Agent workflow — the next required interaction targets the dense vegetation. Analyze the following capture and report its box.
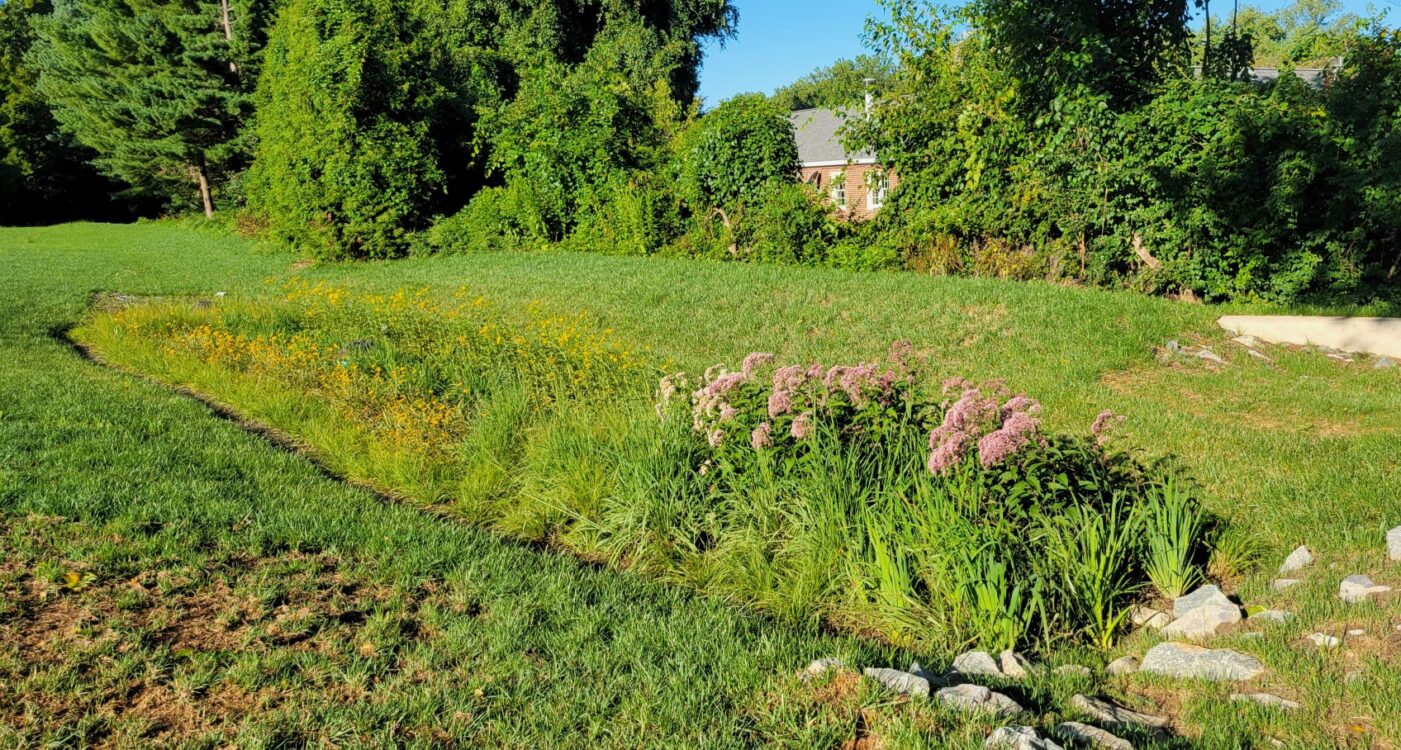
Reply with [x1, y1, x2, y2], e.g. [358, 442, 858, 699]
[74, 281, 1213, 655]
[0, 0, 1397, 301]
[10, 222, 1401, 745]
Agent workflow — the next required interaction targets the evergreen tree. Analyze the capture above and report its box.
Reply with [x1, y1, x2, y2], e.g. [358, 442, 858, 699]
[29, 0, 277, 216]
[1, 0, 130, 224]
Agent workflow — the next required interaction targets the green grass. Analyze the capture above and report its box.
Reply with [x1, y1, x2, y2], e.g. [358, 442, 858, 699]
[3, 222, 1401, 748]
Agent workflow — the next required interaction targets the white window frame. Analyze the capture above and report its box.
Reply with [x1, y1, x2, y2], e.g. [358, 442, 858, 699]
[866, 170, 889, 211]
[829, 170, 847, 209]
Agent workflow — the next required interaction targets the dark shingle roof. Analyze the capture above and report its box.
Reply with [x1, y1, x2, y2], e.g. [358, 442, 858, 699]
[789, 108, 877, 167]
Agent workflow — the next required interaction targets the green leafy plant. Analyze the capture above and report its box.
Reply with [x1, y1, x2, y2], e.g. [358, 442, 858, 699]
[1137, 475, 1208, 599]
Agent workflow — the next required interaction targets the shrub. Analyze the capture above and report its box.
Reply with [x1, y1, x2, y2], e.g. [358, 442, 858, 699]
[247, 0, 487, 259]
[738, 182, 848, 265]
[566, 172, 686, 257]
[423, 184, 553, 255]
[674, 93, 799, 211]
[660, 347, 1210, 651]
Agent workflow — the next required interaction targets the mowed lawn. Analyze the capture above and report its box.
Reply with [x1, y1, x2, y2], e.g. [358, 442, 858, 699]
[3, 222, 1401, 748]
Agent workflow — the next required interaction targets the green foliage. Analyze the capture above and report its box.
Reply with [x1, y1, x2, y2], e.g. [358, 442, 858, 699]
[966, 0, 1190, 111]
[736, 182, 849, 265]
[1136, 475, 1207, 599]
[770, 54, 896, 111]
[30, 0, 277, 214]
[675, 93, 799, 211]
[250, 0, 733, 258]
[1197, 0, 1375, 68]
[666, 351, 1209, 651]
[0, 0, 136, 224]
[853, 0, 1401, 304]
[479, 20, 689, 243]
[247, 0, 488, 259]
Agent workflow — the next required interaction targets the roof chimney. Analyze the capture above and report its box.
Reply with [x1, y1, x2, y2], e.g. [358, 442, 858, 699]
[864, 78, 876, 116]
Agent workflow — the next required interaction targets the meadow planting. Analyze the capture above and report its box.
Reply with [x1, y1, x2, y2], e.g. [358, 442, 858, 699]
[77, 282, 1211, 655]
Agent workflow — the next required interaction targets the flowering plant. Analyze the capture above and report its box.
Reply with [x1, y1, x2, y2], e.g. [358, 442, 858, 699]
[659, 342, 934, 468]
[660, 342, 1072, 480]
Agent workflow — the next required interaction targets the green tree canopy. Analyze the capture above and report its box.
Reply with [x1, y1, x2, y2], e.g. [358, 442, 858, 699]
[675, 93, 798, 211]
[30, 0, 277, 215]
[968, 0, 1190, 110]
[250, 0, 736, 258]
[1, 0, 132, 224]
[770, 54, 896, 111]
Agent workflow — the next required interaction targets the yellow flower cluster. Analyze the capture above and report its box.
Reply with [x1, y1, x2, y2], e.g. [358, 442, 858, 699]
[107, 282, 651, 461]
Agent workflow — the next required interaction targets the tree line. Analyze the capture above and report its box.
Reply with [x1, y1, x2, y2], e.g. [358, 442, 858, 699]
[0, 0, 1397, 305]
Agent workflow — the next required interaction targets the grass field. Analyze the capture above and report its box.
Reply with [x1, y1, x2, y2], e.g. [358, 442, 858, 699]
[3, 222, 1400, 748]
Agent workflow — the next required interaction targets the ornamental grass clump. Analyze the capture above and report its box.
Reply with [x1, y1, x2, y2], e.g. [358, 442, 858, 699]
[658, 346, 1213, 653]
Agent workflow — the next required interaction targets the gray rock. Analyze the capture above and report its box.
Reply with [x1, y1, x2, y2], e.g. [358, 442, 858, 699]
[1163, 603, 1241, 640]
[1279, 545, 1314, 574]
[1053, 722, 1134, 750]
[1107, 656, 1140, 676]
[1232, 335, 1259, 348]
[1272, 578, 1303, 591]
[1347, 629, 1365, 636]
[1388, 526, 1401, 561]
[985, 726, 1064, 750]
[1054, 665, 1092, 678]
[803, 657, 847, 681]
[1165, 340, 1183, 353]
[1173, 585, 1234, 618]
[953, 650, 1003, 677]
[1126, 608, 1171, 630]
[1130, 605, 1171, 630]
[1000, 650, 1035, 679]
[1250, 609, 1294, 624]
[1328, 353, 1356, 363]
[1197, 348, 1227, 364]
[1071, 694, 1169, 730]
[1231, 693, 1301, 710]
[1339, 575, 1392, 603]
[863, 667, 931, 697]
[1306, 633, 1341, 649]
[1376, 357, 1398, 370]
[1140, 643, 1265, 681]
[1248, 349, 1272, 362]
[936, 683, 1022, 716]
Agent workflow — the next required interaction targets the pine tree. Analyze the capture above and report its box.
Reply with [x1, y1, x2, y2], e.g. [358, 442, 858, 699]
[1, 0, 130, 224]
[29, 0, 276, 216]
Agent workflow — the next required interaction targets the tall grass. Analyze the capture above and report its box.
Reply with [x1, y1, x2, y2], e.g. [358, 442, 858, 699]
[76, 285, 1211, 656]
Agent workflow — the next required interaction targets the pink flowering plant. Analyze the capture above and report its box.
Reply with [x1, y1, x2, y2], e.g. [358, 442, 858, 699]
[653, 342, 1210, 652]
[658, 341, 937, 474]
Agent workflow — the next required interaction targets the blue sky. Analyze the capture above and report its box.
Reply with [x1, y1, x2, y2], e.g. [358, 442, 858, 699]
[698, 0, 1396, 104]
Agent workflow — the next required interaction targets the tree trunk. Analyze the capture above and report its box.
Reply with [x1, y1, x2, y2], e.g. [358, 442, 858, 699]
[221, 0, 238, 74]
[197, 166, 215, 218]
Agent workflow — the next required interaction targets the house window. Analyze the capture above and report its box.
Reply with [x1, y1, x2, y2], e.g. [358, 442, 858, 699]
[867, 170, 889, 211]
[830, 170, 846, 209]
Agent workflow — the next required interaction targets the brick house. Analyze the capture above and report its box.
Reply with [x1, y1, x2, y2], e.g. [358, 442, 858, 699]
[790, 107, 895, 221]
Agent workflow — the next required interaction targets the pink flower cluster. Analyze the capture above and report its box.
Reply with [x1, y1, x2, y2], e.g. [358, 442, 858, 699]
[1090, 409, 1124, 445]
[927, 386, 1043, 474]
[668, 341, 923, 453]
